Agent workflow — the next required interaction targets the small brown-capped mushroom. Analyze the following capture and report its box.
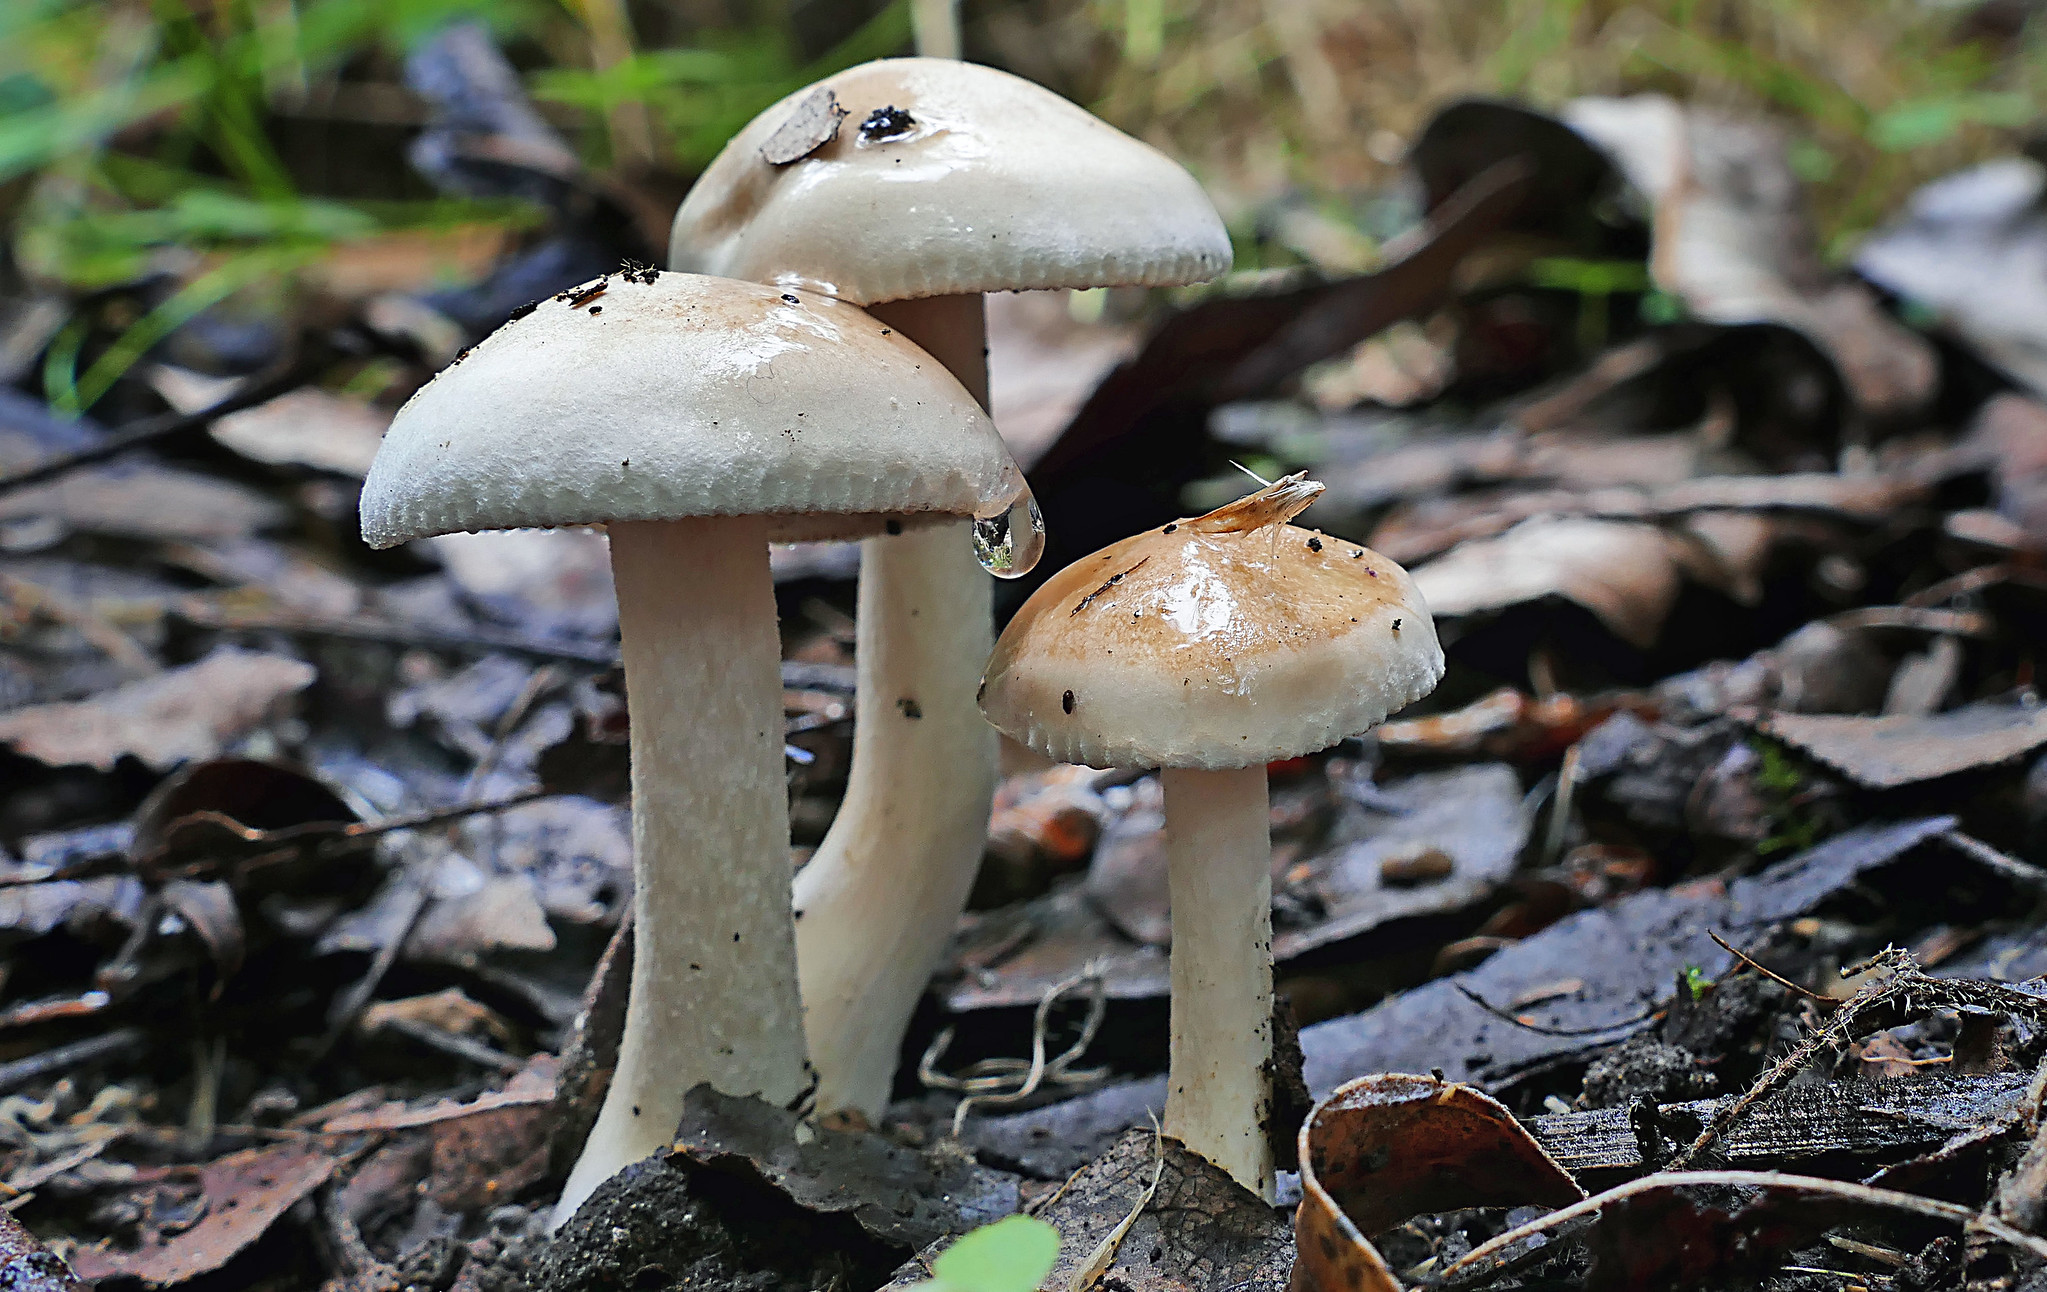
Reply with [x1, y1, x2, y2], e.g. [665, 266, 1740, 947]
[670, 58, 1233, 1121]
[357, 272, 1024, 1226]
[977, 474, 1443, 1197]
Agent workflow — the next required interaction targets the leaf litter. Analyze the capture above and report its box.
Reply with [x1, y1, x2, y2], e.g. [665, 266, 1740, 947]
[11, 17, 2047, 1292]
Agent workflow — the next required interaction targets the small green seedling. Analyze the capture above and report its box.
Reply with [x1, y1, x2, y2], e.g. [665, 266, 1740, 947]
[1681, 965, 1715, 1001]
[907, 1215, 1060, 1292]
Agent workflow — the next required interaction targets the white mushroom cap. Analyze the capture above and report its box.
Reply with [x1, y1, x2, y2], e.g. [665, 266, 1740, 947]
[669, 58, 1233, 305]
[359, 271, 1022, 547]
[979, 476, 1444, 770]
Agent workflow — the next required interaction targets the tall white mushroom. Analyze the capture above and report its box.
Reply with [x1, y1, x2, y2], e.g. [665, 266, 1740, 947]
[356, 270, 1023, 1223]
[671, 57, 1233, 1120]
[977, 475, 1443, 1197]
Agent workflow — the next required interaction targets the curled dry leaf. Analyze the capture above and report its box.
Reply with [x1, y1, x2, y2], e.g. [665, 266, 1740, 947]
[1564, 95, 1936, 423]
[0, 648, 317, 772]
[1292, 1073, 1584, 1292]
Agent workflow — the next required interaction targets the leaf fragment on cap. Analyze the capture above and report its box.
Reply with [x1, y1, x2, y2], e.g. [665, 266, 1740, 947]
[760, 86, 849, 166]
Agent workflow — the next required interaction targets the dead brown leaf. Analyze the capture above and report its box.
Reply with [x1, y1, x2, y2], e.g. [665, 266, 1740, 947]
[0, 648, 317, 771]
[208, 389, 390, 478]
[0, 460, 288, 544]
[1565, 95, 1936, 422]
[68, 1142, 338, 1287]
[1757, 702, 2047, 788]
[1411, 516, 1688, 648]
[321, 1054, 556, 1134]
[1016, 1129, 1292, 1292]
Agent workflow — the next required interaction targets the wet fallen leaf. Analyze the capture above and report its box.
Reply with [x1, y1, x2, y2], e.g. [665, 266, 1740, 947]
[68, 1142, 338, 1286]
[1285, 764, 1529, 957]
[0, 460, 288, 544]
[0, 648, 316, 771]
[1301, 817, 1955, 1094]
[428, 1097, 554, 1211]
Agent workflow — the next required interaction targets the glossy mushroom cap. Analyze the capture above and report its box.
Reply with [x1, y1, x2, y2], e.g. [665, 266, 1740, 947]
[358, 271, 1022, 548]
[979, 476, 1445, 770]
[669, 58, 1233, 305]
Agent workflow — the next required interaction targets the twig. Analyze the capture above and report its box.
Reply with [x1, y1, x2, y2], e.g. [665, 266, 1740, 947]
[0, 574, 159, 676]
[1707, 930, 1828, 1001]
[0, 363, 306, 498]
[0, 1029, 145, 1094]
[1938, 830, 2047, 896]
[311, 879, 430, 1064]
[1451, 983, 1661, 1038]
[1670, 948, 2047, 1169]
[1434, 1169, 2047, 1286]
[173, 600, 621, 667]
[374, 1016, 523, 1073]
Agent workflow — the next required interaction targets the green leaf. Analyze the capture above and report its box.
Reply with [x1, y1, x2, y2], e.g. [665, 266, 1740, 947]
[910, 1216, 1060, 1292]
[1869, 91, 2035, 152]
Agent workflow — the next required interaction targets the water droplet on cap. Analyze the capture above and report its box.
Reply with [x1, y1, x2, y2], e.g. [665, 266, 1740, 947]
[972, 491, 1045, 578]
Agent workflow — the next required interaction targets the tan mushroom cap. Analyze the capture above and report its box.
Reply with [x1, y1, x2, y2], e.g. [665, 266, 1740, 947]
[669, 58, 1232, 305]
[359, 271, 1022, 548]
[979, 476, 1444, 770]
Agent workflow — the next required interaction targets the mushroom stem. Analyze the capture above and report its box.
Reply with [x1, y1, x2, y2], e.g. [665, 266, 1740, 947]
[795, 293, 995, 1119]
[1161, 764, 1276, 1199]
[556, 516, 811, 1222]
[793, 524, 996, 1115]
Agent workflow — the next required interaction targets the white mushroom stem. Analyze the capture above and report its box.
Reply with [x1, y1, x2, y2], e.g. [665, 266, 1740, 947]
[793, 293, 996, 1119]
[556, 516, 812, 1223]
[1161, 764, 1276, 1200]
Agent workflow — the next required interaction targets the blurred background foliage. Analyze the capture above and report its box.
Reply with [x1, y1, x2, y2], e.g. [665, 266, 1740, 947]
[2, 0, 2044, 409]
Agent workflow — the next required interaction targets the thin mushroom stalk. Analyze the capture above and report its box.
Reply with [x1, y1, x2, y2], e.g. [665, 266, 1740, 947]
[978, 474, 1444, 1200]
[671, 58, 1231, 1116]
[556, 516, 811, 1221]
[794, 293, 1012, 1118]
[1161, 764, 1275, 1196]
[349, 271, 1021, 1226]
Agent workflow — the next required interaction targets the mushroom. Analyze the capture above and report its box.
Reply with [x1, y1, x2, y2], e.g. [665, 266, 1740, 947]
[356, 271, 1024, 1222]
[671, 57, 1233, 1119]
[976, 474, 1443, 1197]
